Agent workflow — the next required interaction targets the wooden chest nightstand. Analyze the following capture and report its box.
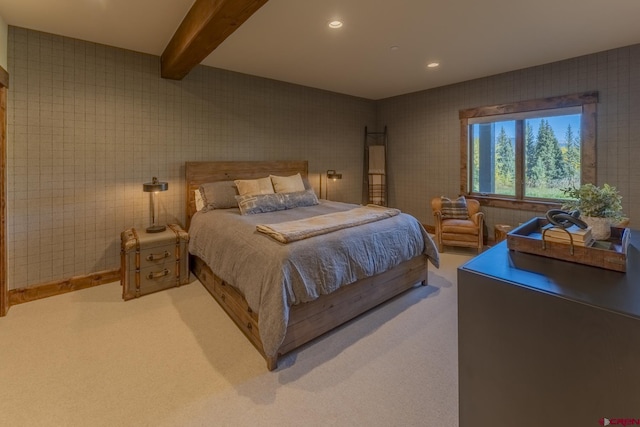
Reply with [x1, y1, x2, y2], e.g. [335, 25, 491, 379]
[120, 224, 190, 300]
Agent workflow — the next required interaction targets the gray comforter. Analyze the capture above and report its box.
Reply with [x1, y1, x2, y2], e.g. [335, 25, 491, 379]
[188, 200, 439, 358]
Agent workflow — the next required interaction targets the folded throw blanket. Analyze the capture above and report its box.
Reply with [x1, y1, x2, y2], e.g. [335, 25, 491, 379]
[256, 205, 401, 243]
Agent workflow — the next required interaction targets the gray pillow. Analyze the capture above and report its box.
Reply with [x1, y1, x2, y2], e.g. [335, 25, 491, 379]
[199, 181, 239, 211]
[236, 189, 319, 215]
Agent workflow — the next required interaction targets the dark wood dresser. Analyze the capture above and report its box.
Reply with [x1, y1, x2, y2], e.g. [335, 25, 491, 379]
[458, 229, 640, 427]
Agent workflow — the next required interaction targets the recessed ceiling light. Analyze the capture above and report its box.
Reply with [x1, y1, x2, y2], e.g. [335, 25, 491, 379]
[427, 62, 440, 68]
[390, 46, 400, 51]
[328, 20, 343, 29]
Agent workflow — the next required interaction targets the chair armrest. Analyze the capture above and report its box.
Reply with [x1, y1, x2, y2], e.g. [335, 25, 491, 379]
[433, 211, 443, 231]
[432, 211, 443, 250]
[470, 211, 484, 226]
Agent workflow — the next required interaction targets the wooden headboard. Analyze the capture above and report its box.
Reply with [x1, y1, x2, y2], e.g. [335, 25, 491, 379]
[185, 160, 309, 229]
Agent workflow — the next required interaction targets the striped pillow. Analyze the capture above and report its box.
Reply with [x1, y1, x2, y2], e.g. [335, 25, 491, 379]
[235, 189, 319, 215]
[440, 196, 469, 220]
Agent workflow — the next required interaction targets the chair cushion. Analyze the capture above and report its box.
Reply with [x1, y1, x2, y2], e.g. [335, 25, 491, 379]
[442, 219, 479, 235]
[442, 233, 480, 243]
[440, 196, 469, 220]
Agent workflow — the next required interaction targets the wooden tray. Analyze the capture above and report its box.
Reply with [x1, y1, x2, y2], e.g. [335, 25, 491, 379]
[506, 217, 629, 272]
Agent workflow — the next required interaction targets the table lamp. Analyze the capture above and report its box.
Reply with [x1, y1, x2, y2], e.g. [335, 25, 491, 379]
[143, 177, 168, 233]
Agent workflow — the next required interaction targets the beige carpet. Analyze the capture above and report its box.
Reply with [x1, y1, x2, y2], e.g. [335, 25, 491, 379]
[0, 251, 472, 427]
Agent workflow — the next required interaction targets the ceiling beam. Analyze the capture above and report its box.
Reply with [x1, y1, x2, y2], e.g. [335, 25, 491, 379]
[161, 0, 269, 80]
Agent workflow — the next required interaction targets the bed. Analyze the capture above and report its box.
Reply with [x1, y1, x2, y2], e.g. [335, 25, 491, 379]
[185, 160, 439, 370]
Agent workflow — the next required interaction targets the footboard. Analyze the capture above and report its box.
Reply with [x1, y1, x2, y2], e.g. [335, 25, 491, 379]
[192, 254, 428, 370]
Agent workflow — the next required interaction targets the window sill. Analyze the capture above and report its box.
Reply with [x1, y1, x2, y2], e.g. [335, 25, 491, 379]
[466, 195, 561, 213]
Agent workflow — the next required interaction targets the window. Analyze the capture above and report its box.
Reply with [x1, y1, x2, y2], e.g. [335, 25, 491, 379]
[459, 92, 597, 212]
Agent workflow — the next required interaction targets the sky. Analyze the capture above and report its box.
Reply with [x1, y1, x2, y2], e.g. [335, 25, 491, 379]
[527, 114, 581, 144]
[493, 114, 581, 145]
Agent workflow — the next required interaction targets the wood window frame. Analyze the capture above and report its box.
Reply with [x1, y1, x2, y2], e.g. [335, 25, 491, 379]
[1, 65, 8, 316]
[459, 91, 598, 213]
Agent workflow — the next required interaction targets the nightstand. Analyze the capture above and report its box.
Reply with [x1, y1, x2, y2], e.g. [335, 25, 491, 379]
[120, 224, 190, 300]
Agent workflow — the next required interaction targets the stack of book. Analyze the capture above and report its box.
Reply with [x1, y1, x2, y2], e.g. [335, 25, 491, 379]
[542, 224, 595, 247]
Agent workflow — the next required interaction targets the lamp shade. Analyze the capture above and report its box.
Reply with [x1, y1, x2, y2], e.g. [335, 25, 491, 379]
[143, 177, 168, 192]
[143, 177, 168, 233]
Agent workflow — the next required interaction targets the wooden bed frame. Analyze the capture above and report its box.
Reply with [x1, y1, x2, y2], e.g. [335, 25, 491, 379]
[185, 161, 429, 370]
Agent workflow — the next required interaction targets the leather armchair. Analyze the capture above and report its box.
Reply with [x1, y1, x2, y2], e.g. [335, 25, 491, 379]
[431, 197, 484, 253]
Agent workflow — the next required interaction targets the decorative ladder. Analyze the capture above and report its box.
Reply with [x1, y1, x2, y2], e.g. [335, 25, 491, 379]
[363, 126, 388, 206]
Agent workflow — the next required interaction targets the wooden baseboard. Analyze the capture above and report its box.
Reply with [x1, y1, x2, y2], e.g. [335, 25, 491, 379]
[8, 269, 120, 306]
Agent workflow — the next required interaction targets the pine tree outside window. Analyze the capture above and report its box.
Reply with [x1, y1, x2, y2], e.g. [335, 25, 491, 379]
[459, 92, 597, 212]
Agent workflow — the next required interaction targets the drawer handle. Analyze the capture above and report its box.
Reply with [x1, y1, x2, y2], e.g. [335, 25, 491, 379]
[147, 269, 169, 280]
[147, 251, 170, 262]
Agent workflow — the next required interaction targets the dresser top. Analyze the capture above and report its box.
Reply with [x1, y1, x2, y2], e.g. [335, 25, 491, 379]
[460, 229, 640, 320]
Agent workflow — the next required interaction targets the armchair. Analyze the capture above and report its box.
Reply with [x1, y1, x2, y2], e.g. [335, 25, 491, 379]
[431, 196, 484, 253]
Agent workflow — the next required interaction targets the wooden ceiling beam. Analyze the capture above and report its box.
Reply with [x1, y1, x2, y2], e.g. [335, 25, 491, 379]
[161, 0, 269, 80]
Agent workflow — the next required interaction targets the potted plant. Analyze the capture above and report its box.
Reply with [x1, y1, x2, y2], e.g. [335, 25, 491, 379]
[561, 183, 625, 240]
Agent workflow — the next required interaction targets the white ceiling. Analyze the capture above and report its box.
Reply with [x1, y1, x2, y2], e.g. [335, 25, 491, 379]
[1, 0, 640, 100]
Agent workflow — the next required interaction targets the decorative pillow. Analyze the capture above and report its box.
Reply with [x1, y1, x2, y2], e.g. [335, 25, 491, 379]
[440, 196, 469, 220]
[194, 189, 205, 212]
[234, 177, 275, 196]
[199, 181, 239, 211]
[270, 173, 305, 194]
[236, 189, 319, 215]
[283, 189, 319, 209]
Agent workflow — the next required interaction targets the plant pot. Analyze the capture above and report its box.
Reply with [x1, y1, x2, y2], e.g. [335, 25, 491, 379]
[581, 216, 611, 240]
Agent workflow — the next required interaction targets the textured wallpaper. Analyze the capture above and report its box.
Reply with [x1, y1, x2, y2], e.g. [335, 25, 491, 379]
[377, 44, 640, 234]
[7, 26, 640, 290]
[6, 27, 374, 289]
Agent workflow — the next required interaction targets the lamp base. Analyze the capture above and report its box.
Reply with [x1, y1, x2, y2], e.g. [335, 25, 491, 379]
[146, 225, 166, 233]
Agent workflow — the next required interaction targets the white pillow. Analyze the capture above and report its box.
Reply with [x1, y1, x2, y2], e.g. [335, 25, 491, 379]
[194, 189, 205, 212]
[234, 177, 274, 196]
[270, 173, 305, 194]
